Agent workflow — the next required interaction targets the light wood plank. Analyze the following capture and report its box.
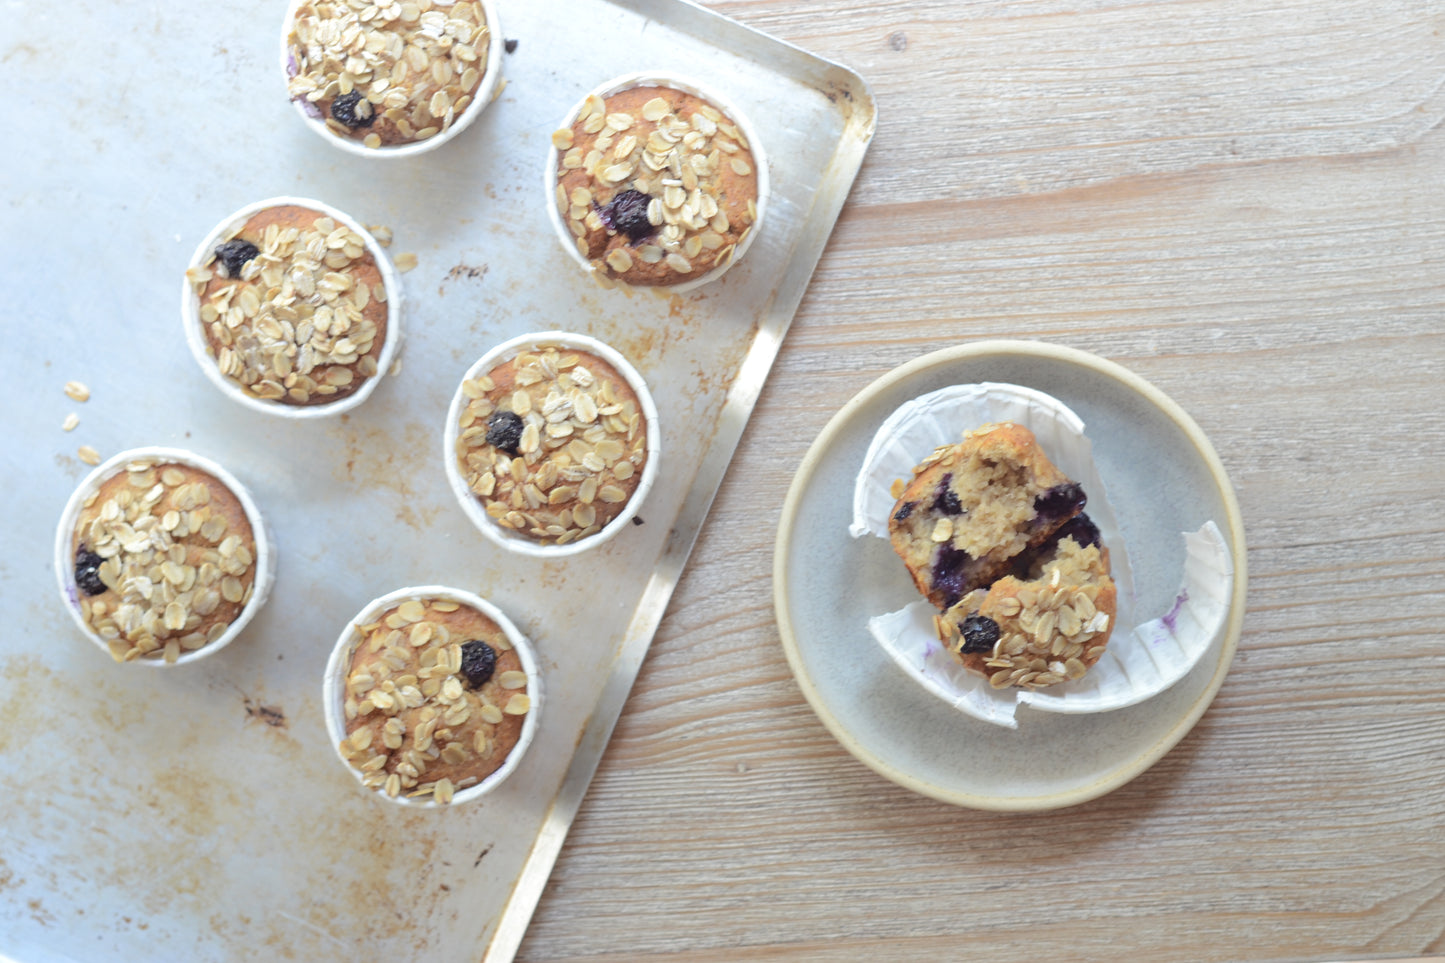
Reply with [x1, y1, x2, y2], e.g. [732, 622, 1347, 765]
[519, 1, 1445, 960]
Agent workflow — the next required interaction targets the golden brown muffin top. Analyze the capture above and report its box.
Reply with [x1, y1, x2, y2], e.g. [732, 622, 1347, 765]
[187, 204, 389, 406]
[286, 0, 491, 148]
[338, 597, 532, 804]
[454, 345, 649, 546]
[72, 459, 257, 664]
[553, 84, 760, 286]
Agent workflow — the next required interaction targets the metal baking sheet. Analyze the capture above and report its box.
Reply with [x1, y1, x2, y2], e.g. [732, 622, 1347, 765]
[1, 0, 874, 960]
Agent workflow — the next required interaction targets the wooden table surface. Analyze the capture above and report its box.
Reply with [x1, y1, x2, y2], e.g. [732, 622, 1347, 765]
[516, 2, 1445, 961]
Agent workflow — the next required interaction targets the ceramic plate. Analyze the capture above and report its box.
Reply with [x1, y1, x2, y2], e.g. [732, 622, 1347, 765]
[773, 340, 1247, 811]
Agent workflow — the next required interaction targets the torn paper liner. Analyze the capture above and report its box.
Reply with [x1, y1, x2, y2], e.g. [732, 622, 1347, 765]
[850, 382, 1233, 729]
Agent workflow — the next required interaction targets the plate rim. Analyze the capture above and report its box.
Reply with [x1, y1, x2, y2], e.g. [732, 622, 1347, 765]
[771, 339, 1248, 811]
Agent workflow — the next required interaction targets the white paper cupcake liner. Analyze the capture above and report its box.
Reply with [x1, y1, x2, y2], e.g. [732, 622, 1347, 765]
[544, 70, 769, 293]
[55, 447, 277, 667]
[442, 331, 661, 558]
[323, 585, 541, 807]
[280, 0, 505, 158]
[852, 382, 1233, 728]
[181, 196, 403, 419]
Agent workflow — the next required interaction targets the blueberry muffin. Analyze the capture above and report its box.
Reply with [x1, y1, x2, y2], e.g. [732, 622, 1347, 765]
[70, 458, 259, 664]
[454, 343, 649, 546]
[336, 596, 533, 803]
[286, 0, 493, 149]
[887, 422, 1087, 610]
[186, 204, 389, 406]
[935, 517, 1117, 689]
[552, 82, 760, 286]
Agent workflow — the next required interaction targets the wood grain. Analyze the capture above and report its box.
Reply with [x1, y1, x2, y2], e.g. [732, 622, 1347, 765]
[519, 1, 1445, 960]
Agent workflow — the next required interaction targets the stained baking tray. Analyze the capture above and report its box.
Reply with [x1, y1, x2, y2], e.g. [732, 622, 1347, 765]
[0, 0, 874, 960]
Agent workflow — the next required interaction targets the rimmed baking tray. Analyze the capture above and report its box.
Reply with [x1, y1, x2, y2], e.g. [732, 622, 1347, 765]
[0, 0, 875, 960]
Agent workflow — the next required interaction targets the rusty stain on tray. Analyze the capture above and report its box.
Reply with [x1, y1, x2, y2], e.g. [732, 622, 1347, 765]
[242, 693, 288, 729]
[442, 263, 490, 294]
[334, 417, 448, 531]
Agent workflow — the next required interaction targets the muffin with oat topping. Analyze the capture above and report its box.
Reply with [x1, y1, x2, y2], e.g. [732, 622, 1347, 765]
[55, 448, 275, 666]
[325, 587, 540, 806]
[183, 197, 401, 417]
[548, 73, 767, 290]
[444, 332, 660, 554]
[935, 516, 1118, 690]
[888, 422, 1119, 690]
[283, 0, 503, 155]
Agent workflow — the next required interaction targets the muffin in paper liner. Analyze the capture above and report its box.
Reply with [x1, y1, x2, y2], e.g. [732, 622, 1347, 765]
[442, 331, 661, 558]
[323, 585, 541, 807]
[54, 447, 277, 667]
[281, 0, 504, 158]
[544, 71, 769, 293]
[181, 196, 403, 419]
[851, 382, 1233, 729]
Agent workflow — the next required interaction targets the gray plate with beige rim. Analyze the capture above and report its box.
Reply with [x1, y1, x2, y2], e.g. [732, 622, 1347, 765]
[0, 1, 874, 960]
[773, 341, 1248, 811]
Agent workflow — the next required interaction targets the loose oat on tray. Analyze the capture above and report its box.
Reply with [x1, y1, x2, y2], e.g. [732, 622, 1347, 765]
[285, 0, 493, 149]
[453, 343, 650, 546]
[552, 81, 761, 286]
[185, 204, 389, 407]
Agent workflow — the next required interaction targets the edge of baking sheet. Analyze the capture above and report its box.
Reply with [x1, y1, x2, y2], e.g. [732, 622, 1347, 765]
[480, 3, 877, 960]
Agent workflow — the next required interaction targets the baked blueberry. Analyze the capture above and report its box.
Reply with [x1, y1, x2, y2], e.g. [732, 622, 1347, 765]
[1034, 482, 1086, 521]
[214, 239, 259, 278]
[485, 410, 525, 456]
[931, 545, 974, 609]
[1052, 513, 1102, 550]
[459, 639, 498, 688]
[599, 189, 654, 242]
[74, 547, 107, 597]
[932, 475, 963, 515]
[958, 614, 999, 654]
[893, 501, 914, 522]
[329, 90, 376, 129]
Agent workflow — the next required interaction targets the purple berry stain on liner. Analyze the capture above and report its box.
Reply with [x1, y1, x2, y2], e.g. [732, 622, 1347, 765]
[1161, 591, 1189, 633]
